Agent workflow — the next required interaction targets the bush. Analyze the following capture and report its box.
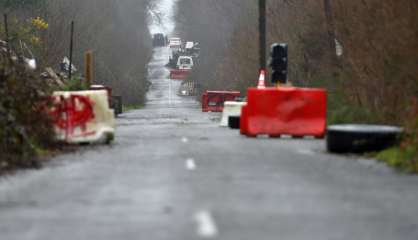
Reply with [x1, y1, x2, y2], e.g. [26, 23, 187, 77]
[61, 75, 88, 91]
[0, 50, 54, 171]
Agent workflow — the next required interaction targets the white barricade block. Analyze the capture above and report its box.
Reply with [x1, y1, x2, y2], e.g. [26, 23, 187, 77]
[220, 101, 247, 127]
[51, 90, 115, 144]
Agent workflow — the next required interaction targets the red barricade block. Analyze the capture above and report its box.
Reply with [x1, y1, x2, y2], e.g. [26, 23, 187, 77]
[170, 69, 190, 80]
[49, 94, 95, 141]
[202, 91, 241, 112]
[240, 87, 327, 138]
[49, 90, 115, 144]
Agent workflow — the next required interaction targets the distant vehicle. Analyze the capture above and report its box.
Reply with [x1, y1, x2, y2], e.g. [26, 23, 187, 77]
[177, 56, 194, 70]
[168, 37, 182, 52]
[168, 51, 179, 68]
[169, 37, 181, 45]
[185, 41, 194, 50]
[152, 33, 167, 47]
[184, 41, 200, 57]
[170, 55, 193, 80]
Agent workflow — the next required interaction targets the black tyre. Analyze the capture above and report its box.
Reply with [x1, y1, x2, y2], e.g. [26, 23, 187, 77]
[228, 116, 241, 129]
[327, 124, 403, 153]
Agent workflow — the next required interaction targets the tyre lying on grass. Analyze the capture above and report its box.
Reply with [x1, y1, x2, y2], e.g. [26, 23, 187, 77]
[327, 124, 403, 153]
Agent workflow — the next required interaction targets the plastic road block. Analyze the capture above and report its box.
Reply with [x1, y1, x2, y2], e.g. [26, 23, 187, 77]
[50, 90, 115, 144]
[202, 91, 241, 112]
[90, 85, 112, 107]
[220, 101, 247, 127]
[240, 87, 327, 138]
[170, 69, 190, 80]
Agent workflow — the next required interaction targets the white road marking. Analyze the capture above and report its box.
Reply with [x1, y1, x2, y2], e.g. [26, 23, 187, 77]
[168, 77, 172, 105]
[181, 137, 189, 143]
[195, 210, 218, 238]
[186, 158, 196, 171]
[298, 149, 315, 156]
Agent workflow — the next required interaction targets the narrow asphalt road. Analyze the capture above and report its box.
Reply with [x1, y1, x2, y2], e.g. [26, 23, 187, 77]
[1, 46, 418, 240]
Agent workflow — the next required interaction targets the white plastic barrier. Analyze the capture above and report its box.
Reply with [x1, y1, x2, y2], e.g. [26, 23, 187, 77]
[220, 101, 247, 127]
[51, 90, 115, 144]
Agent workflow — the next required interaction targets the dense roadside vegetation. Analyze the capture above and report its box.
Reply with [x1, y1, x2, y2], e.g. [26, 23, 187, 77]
[0, 49, 54, 171]
[175, 0, 418, 172]
[1, 0, 152, 105]
[0, 0, 152, 172]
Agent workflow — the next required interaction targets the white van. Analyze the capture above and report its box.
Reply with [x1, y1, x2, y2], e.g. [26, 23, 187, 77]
[177, 56, 194, 70]
[168, 37, 182, 51]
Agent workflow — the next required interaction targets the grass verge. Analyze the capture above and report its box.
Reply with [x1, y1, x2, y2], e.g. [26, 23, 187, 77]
[123, 104, 144, 112]
[376, 120, 418, 173]
[377, 146, 418, 173]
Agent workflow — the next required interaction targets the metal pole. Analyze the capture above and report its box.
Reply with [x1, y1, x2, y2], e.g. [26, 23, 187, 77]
[68, 21, 74, 80]
[259, 0, 267, 71]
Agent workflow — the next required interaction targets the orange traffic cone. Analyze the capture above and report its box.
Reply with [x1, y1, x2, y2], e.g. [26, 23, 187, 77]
[257, 69, 266, 89]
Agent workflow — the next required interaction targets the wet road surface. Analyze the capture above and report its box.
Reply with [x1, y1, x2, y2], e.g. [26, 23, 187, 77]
[1, 46, 418, 240]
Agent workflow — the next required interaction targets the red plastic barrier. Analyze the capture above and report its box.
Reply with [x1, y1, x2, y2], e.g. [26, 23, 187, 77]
[170, 69, 190, 80]
[240, 87, 327, 138]
[202, 91, 241, 112]
[49, 95, 95, 141]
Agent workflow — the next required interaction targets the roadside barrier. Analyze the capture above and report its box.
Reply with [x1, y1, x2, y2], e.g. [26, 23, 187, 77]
[90, 85, 122, 117]
[220, 101, 247, 127]
[202, 91, 241, 112]
[170, 69, 190, 80]
[178, 81, 197, 96]
[240, 87, 327, 138]
[90, 85, 112, 107]
[49, 90, 115, 144]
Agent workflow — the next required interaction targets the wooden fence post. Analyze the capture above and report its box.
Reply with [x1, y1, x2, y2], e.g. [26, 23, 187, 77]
[85, 51, 94, 87]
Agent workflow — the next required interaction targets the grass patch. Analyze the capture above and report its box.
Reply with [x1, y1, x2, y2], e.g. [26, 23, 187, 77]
[376, 115, 417, 173]
[377, 145, 418, 173]
[123, 104, 144, 112]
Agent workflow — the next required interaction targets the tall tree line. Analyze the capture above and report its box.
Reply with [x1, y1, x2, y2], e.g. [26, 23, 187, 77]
[175, 0, 418, 125]
[1, 0, 152, 105]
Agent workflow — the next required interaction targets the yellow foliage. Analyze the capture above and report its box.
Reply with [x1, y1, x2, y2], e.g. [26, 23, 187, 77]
[30, 36, 41, 45]
[31, 17, 49, 30]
